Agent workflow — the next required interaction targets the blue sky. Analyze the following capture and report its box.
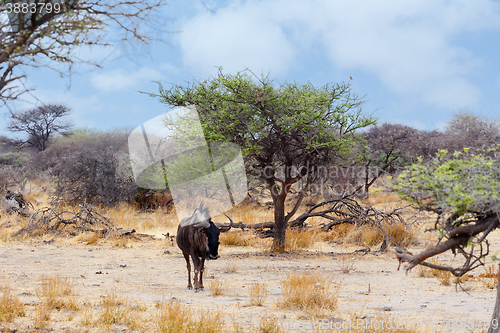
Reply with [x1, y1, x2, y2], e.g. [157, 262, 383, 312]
[2, 0, 500, 137]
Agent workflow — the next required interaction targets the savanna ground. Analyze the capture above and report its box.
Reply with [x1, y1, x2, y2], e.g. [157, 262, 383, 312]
[0, 182, 499, 333]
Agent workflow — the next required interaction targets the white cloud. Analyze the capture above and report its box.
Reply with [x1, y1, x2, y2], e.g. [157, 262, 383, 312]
[89, 68, 163, 92]
[179, 2, 296, 75]
[177, 0, 500, 110]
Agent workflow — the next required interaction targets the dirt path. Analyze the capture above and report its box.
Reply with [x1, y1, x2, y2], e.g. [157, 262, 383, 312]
[0, 239, 498, 332]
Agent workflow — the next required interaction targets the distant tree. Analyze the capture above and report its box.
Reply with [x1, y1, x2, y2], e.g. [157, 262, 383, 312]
[151, 69, 377, 252]
[392, 146, 500, 332]
[443, 111, 500, 152]
[7, 103, 72, 151]
[357, 123, 418, 195]
[0, 0, 165, 107]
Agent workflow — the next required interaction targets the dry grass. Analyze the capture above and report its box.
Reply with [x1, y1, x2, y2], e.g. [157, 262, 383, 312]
[248, 281, 268, 306]
[474, 265, 499, 289]
[258, 314, 284, 333]
[0, 285, 26, 323]
[220, 230, 256, 246]
[36, 275, 77, 311]
[320, 223, 355, 242]
[345, 225, 383, 247]
[344, 222, 417, 248]
[208, 279, 224, 296]
[278, 272, 339, 317]
[341, 258, 356, 274]
[343, 314, 428, 333]
[155, 300, 225, 333]
[384, 222, 418, 247]
[225, 263, 239, 273]
[33, 275, 77, 327]
[285, 229, 316, 251]
[416, 258, 470, 286]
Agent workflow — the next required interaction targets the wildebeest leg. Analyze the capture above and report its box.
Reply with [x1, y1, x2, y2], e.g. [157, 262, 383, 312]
[190, 248, 201, 291]
[199, 257, 205, 291]
[183, 252, 193, 290]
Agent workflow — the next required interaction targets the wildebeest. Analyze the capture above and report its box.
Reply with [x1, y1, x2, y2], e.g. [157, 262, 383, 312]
[176, 203, 233, 291]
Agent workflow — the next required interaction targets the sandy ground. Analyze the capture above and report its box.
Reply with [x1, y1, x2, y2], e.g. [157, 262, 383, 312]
[0, 232, 499, 333]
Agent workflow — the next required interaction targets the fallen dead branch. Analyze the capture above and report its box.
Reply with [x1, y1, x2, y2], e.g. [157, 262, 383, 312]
[215, 194, 412, 243]
[14, 202, 155, 240]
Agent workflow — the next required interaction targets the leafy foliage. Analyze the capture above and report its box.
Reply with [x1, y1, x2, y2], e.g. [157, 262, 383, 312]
[392, 144, 500, 277]
[392, 146, 500, 216]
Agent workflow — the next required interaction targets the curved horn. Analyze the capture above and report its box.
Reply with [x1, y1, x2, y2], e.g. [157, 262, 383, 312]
[218, 213, 234, 233]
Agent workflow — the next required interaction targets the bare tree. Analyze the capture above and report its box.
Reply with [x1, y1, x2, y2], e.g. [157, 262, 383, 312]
[356, 123, 418, 195]
[443, 111, 500, 152]
[7, 103, 72, 151]
[47, 129, 137, 206]
[0, 0, 166, 107]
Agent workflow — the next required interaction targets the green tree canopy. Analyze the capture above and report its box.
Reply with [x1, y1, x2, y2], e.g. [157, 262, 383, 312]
[392, 146, 500, 276]
[150, 69, 376, 251]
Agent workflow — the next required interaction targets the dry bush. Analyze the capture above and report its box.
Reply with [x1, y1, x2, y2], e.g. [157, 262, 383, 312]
[0, 285, 26, 323]
[208, 280, 224, 296]
[248, 282, 268, 306]
[285, 229, 316, 251]
[258, 314, 284, 333]
[278, 272, 339, 317]
[155, 300, 225, 333]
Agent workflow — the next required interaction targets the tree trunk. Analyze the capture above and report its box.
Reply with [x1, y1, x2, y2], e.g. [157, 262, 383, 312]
[272, 193, 287, 253]
[488, 263, 500, 333]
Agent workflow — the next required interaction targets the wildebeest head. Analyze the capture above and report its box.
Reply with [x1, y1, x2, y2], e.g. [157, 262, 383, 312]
[205, 221, 221, 260]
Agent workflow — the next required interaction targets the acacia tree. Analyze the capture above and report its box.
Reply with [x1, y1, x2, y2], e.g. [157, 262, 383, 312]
[0, 0, 165, 107]
[8, 103, 72, 151]
[151, 69, 376, 251]
[392, 146, 500, 332]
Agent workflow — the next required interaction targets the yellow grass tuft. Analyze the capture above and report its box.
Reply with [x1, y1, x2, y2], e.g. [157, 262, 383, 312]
[416, 258, 470, 286]
[344, 222, 417, 248]
[384, 222, 417, 247]
[37, 275, 77, 311]
[278, 272, 339, 317]
[320, 223, 355, 242]
[345, 225, 383, 247]
[0, 285, 26, 323]
[208, 279, 224, 296]
[155, 300, 225, 333]
[285, 229, 316, 251]
[258, 314, 284, 333]
[248, 281, 268, 306]
[220, 231, 256, 246]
